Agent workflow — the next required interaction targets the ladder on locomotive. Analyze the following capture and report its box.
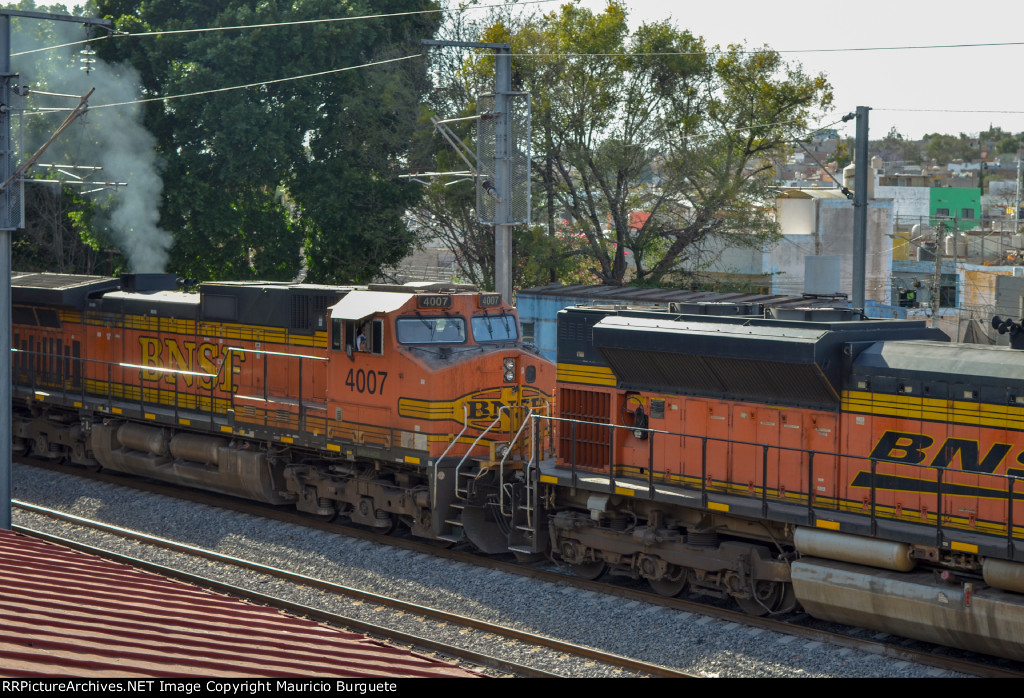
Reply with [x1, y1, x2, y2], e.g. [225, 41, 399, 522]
[435, 405, 549, 552]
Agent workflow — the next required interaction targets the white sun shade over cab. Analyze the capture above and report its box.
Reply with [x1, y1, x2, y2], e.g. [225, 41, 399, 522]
[328, 291, 413, 322]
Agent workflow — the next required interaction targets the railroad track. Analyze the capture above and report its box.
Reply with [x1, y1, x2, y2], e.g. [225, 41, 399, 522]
[13, 500, 694, 679]
[15, 458, 1022, 678]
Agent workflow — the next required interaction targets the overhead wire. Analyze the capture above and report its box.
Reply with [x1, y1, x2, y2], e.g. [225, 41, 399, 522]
[10, 0, 563, 56]
[15, 3, 1024, 60]
[14, 6, 1023, 123]
[31, 54, 423, 113]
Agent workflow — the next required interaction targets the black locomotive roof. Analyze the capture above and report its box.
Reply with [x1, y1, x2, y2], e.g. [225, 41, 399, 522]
[95, 289, 200, 320]
[853, 341, 1024, 403]
[592, 315, 847, 407]
[558, 305, 948, 409]
[199, 281, 356, 331]
[12, 272, 360, 333]
[11, 272, 121, 307]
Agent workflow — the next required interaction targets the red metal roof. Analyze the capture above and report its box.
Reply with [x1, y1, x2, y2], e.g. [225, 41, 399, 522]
[0, 530, 478, 678]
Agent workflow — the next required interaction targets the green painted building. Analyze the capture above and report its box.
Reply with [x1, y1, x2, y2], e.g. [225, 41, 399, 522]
[930, 188, 981, 231]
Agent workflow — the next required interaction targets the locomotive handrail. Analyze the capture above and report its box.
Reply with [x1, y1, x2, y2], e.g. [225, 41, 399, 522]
[500, 404, 547, 470]
[14, 346, 330, 439]
[222, 347, 328, 361]
[118, 361, 214, 378]
[433, 404, 470, 509]
[499, 404, 550, 520]
[452, 405, 513, 502]
[528, 412, 1024, 554]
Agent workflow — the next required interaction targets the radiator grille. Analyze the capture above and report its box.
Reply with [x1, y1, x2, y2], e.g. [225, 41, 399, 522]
[558, 387, 611, 469]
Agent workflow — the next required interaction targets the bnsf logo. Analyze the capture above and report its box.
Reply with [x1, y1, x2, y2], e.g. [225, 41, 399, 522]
[868, 429, 1024, 477]
[399, 386, 551, 428]
[138, 336, 245, 392]
[465, 394, 549, 421]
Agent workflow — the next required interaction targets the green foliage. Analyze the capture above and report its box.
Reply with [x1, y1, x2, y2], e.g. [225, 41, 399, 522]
[442, 2, 831, 286]
[998, 136, 1022, 155]
[92, 0, 440, 282]
[832, 138, 853, 169]
[922, 132, 979, 164]
[876, 127, 921, 164]
[980, 126, 1009, 142]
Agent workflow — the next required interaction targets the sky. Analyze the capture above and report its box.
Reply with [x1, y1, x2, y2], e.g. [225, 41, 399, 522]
[54, 0, 1024, 142]
[571, 0, 1024, 142]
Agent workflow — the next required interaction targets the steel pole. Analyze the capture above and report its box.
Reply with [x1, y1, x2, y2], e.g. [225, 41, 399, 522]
[852, 106, 869, 313]
[0, 15, 11, 530]
[494, 47, 513, 304]
[0, 11, 111, 529]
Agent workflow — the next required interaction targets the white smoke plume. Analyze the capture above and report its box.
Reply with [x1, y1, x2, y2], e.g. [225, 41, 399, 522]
[12, 12, 172, 272]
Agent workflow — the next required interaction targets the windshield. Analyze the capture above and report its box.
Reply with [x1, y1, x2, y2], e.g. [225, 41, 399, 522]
[471, 314, 518, 342]
[396, 316, 467, 344]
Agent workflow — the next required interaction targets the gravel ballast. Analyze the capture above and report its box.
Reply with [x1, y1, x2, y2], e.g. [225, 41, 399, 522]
[11, 463, 965, 678]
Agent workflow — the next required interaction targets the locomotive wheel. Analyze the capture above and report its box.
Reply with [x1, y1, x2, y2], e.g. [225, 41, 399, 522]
[775, 582, 798, 614]
[648, 566, 689, 597]
[568, 560, 607, 580]
[301, 510, 338, 523]
[734, 580, 785, 616]
[376, 513, 399, 535]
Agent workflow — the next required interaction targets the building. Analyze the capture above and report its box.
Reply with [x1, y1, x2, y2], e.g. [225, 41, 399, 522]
[768, 188, 893, 306]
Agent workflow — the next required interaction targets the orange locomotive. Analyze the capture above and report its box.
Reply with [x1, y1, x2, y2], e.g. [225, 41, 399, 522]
[11, 272, 554, 545]
[530, 303, 1024, 661]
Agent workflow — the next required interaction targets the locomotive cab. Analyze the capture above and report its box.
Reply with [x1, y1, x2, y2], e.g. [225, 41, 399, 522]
[317, 284, 555, 548]
[324, 285, 552, 464]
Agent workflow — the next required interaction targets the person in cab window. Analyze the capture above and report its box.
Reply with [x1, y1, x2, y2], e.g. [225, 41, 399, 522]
[356, 325, 368, 352]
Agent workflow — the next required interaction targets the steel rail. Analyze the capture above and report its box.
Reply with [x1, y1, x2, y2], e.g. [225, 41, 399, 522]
[17, 460, 1021, 678]
[13, 501, 696, 679]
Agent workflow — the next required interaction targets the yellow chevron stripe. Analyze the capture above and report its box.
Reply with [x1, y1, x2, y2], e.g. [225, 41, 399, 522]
[842, 390, 1024, 430]
[397, 398, 454, 420]
[557, 362, 617, 387]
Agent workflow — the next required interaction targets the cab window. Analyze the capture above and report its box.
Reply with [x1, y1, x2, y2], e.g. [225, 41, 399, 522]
[396, 316, 466, 344]
[472, 314, 519, 342]
[334, 317, 383, 355]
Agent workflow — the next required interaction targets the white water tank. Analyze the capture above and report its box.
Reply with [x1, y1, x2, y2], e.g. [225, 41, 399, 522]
[944, 233, 967, 258]
[843, 157, 876, 199]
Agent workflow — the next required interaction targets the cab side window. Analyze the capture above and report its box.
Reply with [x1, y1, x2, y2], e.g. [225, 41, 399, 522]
[343, 318, 384, 355]
[331, 318, 344, 350]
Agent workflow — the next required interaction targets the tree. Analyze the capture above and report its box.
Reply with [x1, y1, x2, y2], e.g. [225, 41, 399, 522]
[875, 127, 921, 165]
[92, 0, 439, 282]
[980, 126, 1008, 143]
[998, 135, 1022, 155]
[923, 132, 979, 164]
[451, 2, 832, 286]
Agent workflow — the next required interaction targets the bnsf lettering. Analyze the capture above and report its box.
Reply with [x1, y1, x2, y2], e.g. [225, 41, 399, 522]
[467, 400, 506, 420]
[869, 429, 1017, 474]
[138, 337, 245, 392]
[467, 396, 549, 420]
